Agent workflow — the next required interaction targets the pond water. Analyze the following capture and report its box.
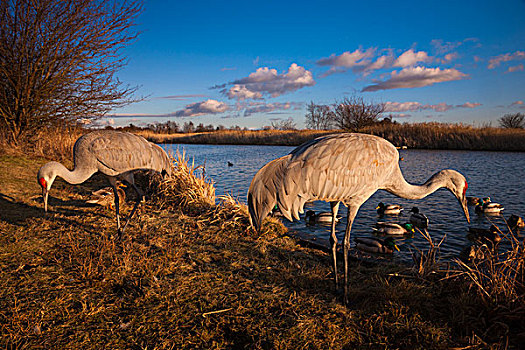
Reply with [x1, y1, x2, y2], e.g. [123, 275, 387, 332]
[162, 143, 525, 263]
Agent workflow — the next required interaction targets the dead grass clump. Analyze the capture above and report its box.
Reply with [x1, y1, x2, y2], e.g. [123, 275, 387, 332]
[0, 123, 84, 162]
[149, 152, 215, 215]
[410, 228, 447, 277]
[448, 225, 525, 345]
[26, 123, 85, 162]
[453, 226, 524, 305]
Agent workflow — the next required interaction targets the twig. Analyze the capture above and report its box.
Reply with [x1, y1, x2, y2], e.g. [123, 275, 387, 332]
[202, 308, 233, 318]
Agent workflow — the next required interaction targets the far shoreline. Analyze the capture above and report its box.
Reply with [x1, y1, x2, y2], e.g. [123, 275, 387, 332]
[133, 124, 525, 152]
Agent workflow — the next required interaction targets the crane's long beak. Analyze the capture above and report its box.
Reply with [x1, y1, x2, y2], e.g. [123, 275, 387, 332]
[42, 187, 49, 212]
[460, 196, 470, 223]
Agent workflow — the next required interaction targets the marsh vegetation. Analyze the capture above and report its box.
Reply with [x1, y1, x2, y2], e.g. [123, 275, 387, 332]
[1, 135, 524, 348]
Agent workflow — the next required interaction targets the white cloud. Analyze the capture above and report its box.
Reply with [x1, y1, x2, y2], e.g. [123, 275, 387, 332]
[511, 101, 525, 109]
[384, 102, 424, 112]
[362, 66, 468, 92]
[226, 85, 263, 100]
[157, 94, 207, 100]
[222, 63, 315, 100]
[174, 99, 229, 117]
[384, 101, 454, 113]
[457, 102, 482, 108]
[430, 39, 462, 54]
[317, 48, 433, 76]
[439, 52, 459, 64]
[243, 102, 295, 116]
[507, 64, 524, 73]
[393, 49, 432, 67]
[488, 51, 525, 69]
[316, 48, 376, 68]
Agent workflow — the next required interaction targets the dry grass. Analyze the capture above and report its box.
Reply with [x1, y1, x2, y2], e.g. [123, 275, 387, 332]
[148, 151, 216, 214]
[136, 129, 334, 146]
[0, 123, 85, 163]
[1, 139, 524, 347]
[451, 223, 525, 315]
[363, 122, 525, 151]
[136, 123, 525, 151]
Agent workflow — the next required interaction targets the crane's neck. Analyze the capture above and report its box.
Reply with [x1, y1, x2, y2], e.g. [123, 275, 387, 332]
[385, 168, 450, 200]
[46, 161, 96, 185]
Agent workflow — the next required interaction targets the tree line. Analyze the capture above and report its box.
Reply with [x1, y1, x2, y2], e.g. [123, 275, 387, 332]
[306, 98, 525, 131]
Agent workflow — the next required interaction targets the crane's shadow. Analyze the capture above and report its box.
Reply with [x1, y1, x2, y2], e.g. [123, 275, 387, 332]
[0, 192, 96, 226]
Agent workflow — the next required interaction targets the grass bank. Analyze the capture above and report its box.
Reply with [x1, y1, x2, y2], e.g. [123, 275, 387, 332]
[137, 123, 525, 151]
[1, 149, 524, 348]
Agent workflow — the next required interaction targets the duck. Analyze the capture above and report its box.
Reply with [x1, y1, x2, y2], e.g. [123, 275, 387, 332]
[475, 202, 504, 214]
[86, 184, 126, 210]
[355, 237, 399, 254]
[305, 210, 341, 225]
[459, 245, 486, 263]
[466, 196, 480, 206]
[227, 161, 234, 167]
[466, 196, 491, 206]
[409, 207, 429, 228]
[372, 222, 415, 236]
[376, 202, 403, 215]
[467, 225, 502, 244]
[507, 214, 525, 230]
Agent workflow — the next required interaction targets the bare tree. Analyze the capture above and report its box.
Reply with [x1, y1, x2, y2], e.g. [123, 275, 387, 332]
[0, 0, 142, 144]
[182, 121, 195, 133]
[271, 117, 297, 130]
[305, 101, 334, 130]
[331, 96, 385, 131]
[499, 113, 525, 129]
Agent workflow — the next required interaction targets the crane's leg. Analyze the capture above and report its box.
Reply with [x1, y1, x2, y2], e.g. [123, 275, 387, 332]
[108, 177, 121, 234]
[329, 201, 340, 289]
[112, 184, 121, 231]
[343, 205, 359, 306]
[120, 181, 143, 236]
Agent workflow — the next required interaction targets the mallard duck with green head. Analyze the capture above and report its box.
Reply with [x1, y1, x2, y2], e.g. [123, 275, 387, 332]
[355, 237, 400, 254]
[376, 202, 403, 215]
[373, 222, 414, 236]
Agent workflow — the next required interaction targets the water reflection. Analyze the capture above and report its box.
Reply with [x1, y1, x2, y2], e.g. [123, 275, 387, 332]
[163, 143, 525, 263]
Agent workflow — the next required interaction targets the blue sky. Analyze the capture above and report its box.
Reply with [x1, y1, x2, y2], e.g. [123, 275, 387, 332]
[104, 0, 525, 129]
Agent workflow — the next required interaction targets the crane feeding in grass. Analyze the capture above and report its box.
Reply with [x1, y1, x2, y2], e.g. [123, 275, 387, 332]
[37, 130, 172, 236]
[247, 133, 470, 305]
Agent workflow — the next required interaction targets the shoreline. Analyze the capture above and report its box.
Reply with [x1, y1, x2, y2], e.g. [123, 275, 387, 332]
[1, 153, 523, 348]
[134, 125, 525, 152]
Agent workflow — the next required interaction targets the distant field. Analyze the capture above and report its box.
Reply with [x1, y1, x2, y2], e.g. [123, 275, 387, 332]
[136, 124, 525, 151]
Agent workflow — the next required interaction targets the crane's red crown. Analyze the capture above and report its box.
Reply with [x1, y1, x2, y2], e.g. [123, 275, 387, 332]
[463, 181, 468, 197]
[38, 177, 46, 188]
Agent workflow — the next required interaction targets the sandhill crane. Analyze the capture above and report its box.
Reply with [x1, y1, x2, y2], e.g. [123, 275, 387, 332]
[37, 130, 172, 236]
[248, 133, 470, 304]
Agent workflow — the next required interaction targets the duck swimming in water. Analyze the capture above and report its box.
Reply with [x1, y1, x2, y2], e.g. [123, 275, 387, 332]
[409, 207, 429, 228]
[373, 222, 414, 236]
[508, 214, 524, 230]
[468, 225, 502, 245]
[305, 210, 342, 225]
[355, 237, 399, 254]
[376, 202, 403, 215]
[475, 202, 504, 215]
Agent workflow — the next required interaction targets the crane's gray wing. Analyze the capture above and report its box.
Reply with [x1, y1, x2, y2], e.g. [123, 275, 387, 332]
[84, 131, 171, 176]
[277, 133, 399, 221]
